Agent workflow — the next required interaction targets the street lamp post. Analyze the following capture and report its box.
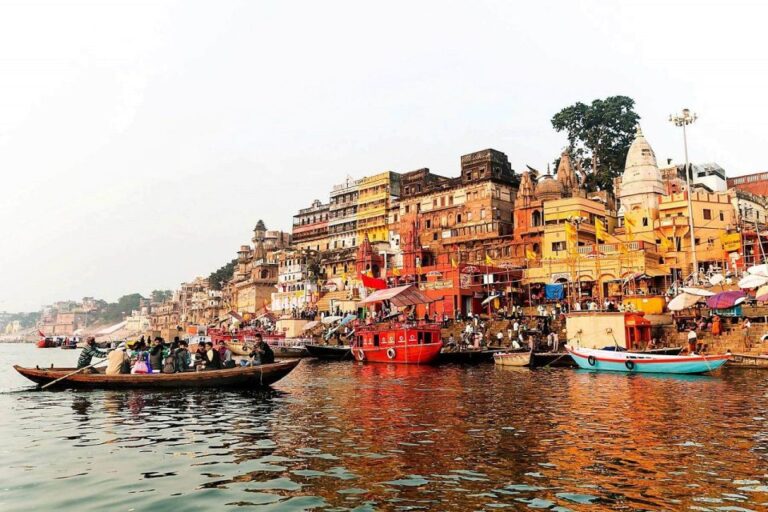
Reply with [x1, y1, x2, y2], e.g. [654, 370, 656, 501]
[669, 109, 698, 283]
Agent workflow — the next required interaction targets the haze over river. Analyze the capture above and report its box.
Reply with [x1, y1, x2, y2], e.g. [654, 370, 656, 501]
[2, 343, 768, 511]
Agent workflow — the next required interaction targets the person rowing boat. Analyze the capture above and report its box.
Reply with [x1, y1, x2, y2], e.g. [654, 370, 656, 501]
[77, 337, 107, 370]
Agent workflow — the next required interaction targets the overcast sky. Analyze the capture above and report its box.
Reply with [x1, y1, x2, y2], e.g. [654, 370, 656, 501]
[1, 0, 767, 312]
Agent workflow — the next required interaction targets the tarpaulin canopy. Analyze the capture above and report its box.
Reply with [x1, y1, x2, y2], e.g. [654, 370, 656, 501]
[544, 283, 564, 300]
[360, 273, 388, 290]
[668, 293, 701, 311]
[680, 287, 716, 297]
[340, 313, 357, 326]
[358, 285, 434, 307]
[706, 290, 747, 309]
[739, 274, 768, 289]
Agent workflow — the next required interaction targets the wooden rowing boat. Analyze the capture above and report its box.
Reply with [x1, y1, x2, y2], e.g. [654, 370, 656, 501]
[493, 349, 532, 367]
[305, 344, 353, 361]
[13, 360, 301, 390]
[439, 348, 505, 364]
[727, 353, 768, 369]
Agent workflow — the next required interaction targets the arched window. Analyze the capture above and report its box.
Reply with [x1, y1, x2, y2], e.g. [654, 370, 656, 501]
[532, 210, 542, 227]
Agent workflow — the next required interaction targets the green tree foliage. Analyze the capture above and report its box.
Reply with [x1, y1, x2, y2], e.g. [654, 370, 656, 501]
[551, 96, 640, 192]
[208, 259, 237, 290]
[150, 289, 173, 303]
[99, 293, 144, 324]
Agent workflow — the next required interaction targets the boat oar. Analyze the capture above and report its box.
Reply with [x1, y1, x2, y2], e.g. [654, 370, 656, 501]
[39, 358, 107, 390]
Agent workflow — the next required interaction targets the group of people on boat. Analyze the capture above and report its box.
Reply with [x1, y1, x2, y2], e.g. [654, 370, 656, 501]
[76, 333, 275, 375]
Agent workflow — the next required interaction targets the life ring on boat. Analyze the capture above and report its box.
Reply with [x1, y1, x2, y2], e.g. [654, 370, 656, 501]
[387, 348, 396, 360]
[625, 360, 635, 370]
[398, 335, 404, 342]
[587, 355, 597, 366]
[357, 349, 365, 361]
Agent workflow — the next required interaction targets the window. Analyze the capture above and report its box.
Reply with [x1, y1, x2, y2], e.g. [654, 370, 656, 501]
[719, 211, 724, 221]
[552, 241, 566, 251]
[425, 219, 431, 228]
[468, 212, 473, 221]
[480, 209, 486, 219]
[405, 205, 410, 213]
[642, 217, 648, 227]
[433, 233, 438, 241]
[703, 209, 712, 220]
[457, 214, 462, 223]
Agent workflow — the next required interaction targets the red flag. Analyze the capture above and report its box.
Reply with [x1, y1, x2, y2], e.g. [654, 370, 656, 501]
[38, 330, 45, 338]
[360, 273, 387, 290]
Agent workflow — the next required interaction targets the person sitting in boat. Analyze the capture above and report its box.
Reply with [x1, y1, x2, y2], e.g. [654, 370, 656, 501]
[149, 337, 165, 372]
[217, 340, 235, 368]
[173, 340, 191, 372]
[202, 341, 222, 369]
[77, 337, 107, 369]
[106, 342, 131, 375]
[248, 335, 275, 365]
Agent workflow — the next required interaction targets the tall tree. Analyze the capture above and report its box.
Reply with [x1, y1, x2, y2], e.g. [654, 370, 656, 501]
[551, 96, 640, 192]
[208, 259, 237, 290]
[150, 289, 173, 303]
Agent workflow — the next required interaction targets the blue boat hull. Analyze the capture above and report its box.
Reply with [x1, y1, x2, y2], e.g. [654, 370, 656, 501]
[567, 347, 729, 374]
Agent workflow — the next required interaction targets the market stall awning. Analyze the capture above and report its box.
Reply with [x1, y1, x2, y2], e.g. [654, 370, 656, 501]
[706, 291, 747, 309]
[358, 285, 434, 307]
[668, 293, 702, 311]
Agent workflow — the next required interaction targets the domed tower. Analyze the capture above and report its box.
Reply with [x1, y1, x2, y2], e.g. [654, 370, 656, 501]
[535, 167, 564, 202]
[253, 220, 267, 244]
[619, 126, 664, 212]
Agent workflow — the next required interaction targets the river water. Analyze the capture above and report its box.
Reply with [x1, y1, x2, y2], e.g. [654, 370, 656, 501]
[2, 344, 768, 511]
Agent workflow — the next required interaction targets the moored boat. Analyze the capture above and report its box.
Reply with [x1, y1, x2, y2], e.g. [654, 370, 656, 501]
[353, 285, 443, 365]
[566, 345, 729, 374]
[13, 360, 300, 390]
[439, 347, 505, 364]
[493, 349, 532, 367]
[305, 343, 353, 361]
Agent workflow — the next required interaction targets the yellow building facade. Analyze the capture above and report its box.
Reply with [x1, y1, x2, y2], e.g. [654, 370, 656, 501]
[356, 171, 401, 244]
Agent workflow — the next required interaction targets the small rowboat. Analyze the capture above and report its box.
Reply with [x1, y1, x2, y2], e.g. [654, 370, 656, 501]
[566, 345, 729, 374]
[13, 360, 300, 390]
[305, 344, 353, 361]
[439, 348, 506, 364]
[493, 349, 532, 367]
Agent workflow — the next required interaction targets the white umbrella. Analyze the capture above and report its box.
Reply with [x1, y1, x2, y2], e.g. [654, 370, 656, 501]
[739, 274, 768, 289]
[709, 274, 725, 286]
[321, 315, 343, 325]
[680, 287, 716, 297]
[667, 293, 701, 311]
[747, 264, 768, 277]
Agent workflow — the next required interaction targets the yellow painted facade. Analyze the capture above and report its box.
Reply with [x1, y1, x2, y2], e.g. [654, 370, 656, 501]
[356, 171, 400, 244]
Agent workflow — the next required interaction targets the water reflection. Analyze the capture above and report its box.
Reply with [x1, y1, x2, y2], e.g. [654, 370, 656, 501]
[3, 343, 768, 511]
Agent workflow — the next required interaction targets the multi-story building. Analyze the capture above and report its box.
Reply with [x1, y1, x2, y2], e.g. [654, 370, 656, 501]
[355, 171, 401, 245]
[292, 199, 329, 252]
[271, 249, 317, 314]
[328, 177, 360, 251]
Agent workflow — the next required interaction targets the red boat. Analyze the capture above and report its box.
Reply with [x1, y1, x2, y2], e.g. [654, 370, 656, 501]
[352, 285, 443, 365]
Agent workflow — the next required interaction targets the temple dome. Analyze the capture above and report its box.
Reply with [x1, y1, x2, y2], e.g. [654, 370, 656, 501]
[620, 125, 664, 199]
[535, 174, 563, 200]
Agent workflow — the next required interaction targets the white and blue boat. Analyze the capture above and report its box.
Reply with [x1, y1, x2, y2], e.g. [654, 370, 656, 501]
[566, 345, 729, 374]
